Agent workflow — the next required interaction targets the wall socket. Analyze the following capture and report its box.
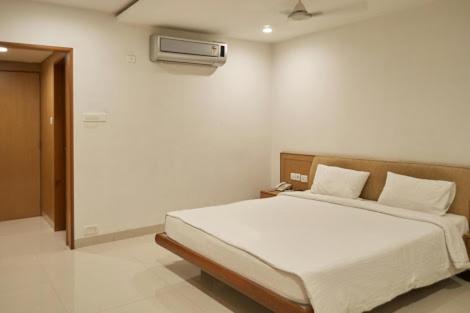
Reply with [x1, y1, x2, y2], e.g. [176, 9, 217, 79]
[83, 224, 99, 237]
[126, 54, 136, 63]
[300, 175, 308, 183]
[290, 172, 301, 181]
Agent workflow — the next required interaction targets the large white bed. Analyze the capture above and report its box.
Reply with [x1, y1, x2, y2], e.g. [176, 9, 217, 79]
[166, 192, 469, 313]
[166, 194, 469, 306]
[157, 155, 470, 313]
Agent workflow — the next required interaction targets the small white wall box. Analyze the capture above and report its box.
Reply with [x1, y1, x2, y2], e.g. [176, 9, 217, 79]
[83, 112, 107, 122]
[290, 173, 301, 181]
[83, 224, 99, 236]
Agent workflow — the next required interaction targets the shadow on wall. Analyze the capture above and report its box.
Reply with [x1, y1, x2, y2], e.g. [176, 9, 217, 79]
[157, 62, 217, 76]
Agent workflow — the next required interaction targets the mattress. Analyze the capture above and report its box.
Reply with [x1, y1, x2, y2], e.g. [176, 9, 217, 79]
[165, 207, 468, 306]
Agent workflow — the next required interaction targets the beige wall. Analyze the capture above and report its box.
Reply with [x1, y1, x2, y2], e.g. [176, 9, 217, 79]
[0, 0, 272, 239]
[271, 0, 470, 184]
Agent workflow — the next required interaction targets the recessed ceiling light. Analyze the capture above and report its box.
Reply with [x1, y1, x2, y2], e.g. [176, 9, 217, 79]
[0, 47, 8, 53]
[262, 25, 273, 34]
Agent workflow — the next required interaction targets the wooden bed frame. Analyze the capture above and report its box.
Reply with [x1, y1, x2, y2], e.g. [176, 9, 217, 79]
[156, 153, 470, 313]
[155, 233, 314, 313]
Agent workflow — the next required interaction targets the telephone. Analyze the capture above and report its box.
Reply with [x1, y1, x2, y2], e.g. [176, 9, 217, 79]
[274, 182, 293, 192]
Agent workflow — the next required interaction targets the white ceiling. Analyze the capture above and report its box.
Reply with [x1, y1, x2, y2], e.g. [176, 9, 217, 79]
[0, 47, 52, 63]
[31, 0, 132, 14]
[31, 0, 435, 42]
[118, 0, 436, 42]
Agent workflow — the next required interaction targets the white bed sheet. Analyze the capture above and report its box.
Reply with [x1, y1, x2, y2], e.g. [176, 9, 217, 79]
[165, 199, 469, 308]
[445, 213, 469, 236]
[166, 214, 311, 304]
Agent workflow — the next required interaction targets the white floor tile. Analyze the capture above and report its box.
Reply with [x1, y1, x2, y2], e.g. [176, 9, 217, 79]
[0, 217, 51, 238]
[99, 297, 171, 313]
[0, 283, 67, 313]
[0, 256, 49, 294]
[42, 251, 168, 313]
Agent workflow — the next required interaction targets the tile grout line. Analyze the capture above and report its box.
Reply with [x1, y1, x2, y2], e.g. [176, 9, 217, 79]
[36, 253, 72, 313]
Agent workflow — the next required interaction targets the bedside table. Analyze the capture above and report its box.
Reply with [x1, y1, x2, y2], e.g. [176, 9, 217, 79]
[260, 190, 281, 199]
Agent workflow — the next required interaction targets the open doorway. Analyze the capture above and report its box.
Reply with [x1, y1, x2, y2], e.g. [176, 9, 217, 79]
[0, 42, 74, 248]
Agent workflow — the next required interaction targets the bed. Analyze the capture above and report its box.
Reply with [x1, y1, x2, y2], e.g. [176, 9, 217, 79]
[155, 155, 470, 313]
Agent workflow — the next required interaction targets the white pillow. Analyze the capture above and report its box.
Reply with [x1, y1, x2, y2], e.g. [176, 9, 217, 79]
[310, 164, 370, 199]
[378, 172, 456, 215]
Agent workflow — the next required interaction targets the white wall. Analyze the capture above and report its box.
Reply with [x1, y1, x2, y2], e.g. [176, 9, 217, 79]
[0, 0, 273, 239]
[271, 0, 470, 184]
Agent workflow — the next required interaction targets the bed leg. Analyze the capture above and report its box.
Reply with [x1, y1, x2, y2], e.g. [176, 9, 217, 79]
[200, 270, 216, 287]
[458, 270, 470, 282]
[200, 270, 212, 281]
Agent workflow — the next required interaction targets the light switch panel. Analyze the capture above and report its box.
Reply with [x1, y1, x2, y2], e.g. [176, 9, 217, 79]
[300, 175, 308, 183]
[83, 112, 107, 122]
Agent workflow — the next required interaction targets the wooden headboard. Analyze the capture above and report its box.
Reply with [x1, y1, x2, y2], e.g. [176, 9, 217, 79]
[280, 152, 470, 220]
[280, 153, 315, 191]
[308, 156, 470, 220]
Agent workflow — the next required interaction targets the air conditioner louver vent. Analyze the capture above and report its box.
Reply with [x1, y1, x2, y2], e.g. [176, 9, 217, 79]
[150, 34, 228, 67]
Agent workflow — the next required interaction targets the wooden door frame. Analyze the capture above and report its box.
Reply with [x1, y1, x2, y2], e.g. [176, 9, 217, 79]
[0, 41, 75, 248]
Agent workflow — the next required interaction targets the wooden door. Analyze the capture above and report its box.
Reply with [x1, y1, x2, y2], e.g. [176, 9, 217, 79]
[54, 60, 66, 230]
[0, 71, 40, 221]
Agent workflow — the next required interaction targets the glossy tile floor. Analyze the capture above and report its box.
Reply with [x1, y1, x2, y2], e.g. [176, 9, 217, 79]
[0, 217, 469, 313]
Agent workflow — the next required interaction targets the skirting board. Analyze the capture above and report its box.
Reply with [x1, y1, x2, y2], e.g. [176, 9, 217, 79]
[74, 224, 164, 248]
[42, 213, 54, 228]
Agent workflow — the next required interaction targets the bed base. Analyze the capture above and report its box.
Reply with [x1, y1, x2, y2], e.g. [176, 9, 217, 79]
[458, 271, 470, 282]
[155, 232, 314, 313]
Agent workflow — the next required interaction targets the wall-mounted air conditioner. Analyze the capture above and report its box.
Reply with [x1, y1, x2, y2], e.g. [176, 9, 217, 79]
[150, 34, 228, 67]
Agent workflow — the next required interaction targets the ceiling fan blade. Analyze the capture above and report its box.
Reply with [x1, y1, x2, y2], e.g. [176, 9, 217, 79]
[292, 0, 308, 12]
[321, 1, 368, 15]
[309, 11, 324, 17]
